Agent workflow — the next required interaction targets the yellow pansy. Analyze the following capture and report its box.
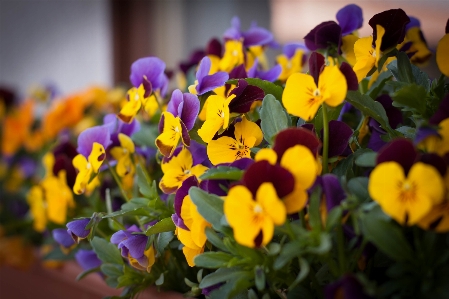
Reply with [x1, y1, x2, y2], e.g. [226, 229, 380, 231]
[155, 112, 187, 157]
[219, 40, 245, 72]
[436, 33, 449, 77]
[73, 142, 106, 195]
[276, 48, 305, 81]
[118, 84, 148, 123]
[110, 133, 136, 177]
[353, 25, 385, 82]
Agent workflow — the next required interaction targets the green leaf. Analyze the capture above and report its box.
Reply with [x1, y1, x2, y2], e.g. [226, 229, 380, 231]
[347, 177, 370, 202]
[345, 91, 395, 136]
[205, 227, 229, 252]
[243, 78, 284, 102]
[155, 273, 164, 286]
[145, 217, 176, 236]
[103, 207, 151, 218]
[131, 123, 158, 148]
[392, 84, 427, 115]
[355, 151, 377, 167]
[121, 197, 150, 211]
[194, 252, 234, 269]
[308, 187, 322, 231]
[288, 258, 309, 290]
[76, 266, 101, 281]
[137, 165, 157, 199]
[199, 268, 252, 289]
[91, 237, 124, 265]
[189, 187, 224, 231]
[100, 263, 123, 278]
[368, 71, 392, 99]
[360, 206, 414, 262]
[156, 231, 174, 255]
[325, 206, 343, 231]
[260, 94, 289, 143]
[377, 48, 398, 72]
[273, 241, 301, 270]
[388, 51, 415, 84]
[200, 166, 244, 181]
[254, 266, 265, 291]
[395, 126, 416, 139]
[306, 233, 332, 255]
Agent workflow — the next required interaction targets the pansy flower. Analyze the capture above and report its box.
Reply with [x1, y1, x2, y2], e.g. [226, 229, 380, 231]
[436, 18, 449, 77]
[188, 56, 229, 95]
[159, 147, 208, 194]
[368, 9, 410, 52]
[276, 43, 307, 82]
[73, 125, 111, 195]
[283, 53, 347, 121]
[66, 218, 91, 243]
[369, 139, 445, 225]
[223, 16, 274, 48]
[219, 40, 245, 72]
[75, 249, 102, 273]
[403, 16, 432, 65]
[336, 4, 363, 36]
[110, 133, 135, 177]
[118, 83, 153, 124]
[304, 21, 342, 54]
[207, 116, 263, 165]
[52, 228, 76, 254]
[129, 56, 167, 92]
[247, 58, 282, 82]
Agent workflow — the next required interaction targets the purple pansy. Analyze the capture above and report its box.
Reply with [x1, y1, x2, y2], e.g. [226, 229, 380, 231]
[224, 16, 274, 48]
[75, 249, 102, 272]
[166, 89, 200, 131]
[76, 125, 112, 158]
[111, 225, 148, 260]
[247, 58, 282, 82]
[324, 274, 373, 299]
[129, 57, 167, 91]
[228, 79, 265, 114]
[52, 228, 76, 250]
[173, 176, 199, 230]
[336, 4, 363, 36]
[369, 9, 410, 52]
[66, 218, 91, 243]
[304, 21, 342, 54]
[319, 120, 353, 158]
[283, 43, 308, 59]
[18, 158, 37, 179]
[314, 174, 346, 212]
[194, 56, 229, 95]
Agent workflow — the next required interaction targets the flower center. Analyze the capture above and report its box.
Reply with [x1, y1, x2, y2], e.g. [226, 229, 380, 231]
[399, 180, 417, 202]
[86, 162, 91, 170]
[313, 89, 321, 97]
[221, 111, 225, 118]
[253, 204, 263, 214]
[183, 169, 191, 175]
[174, 126, 179, 133]
[134, 94, 139, 101]
[232, 50, 239, 56]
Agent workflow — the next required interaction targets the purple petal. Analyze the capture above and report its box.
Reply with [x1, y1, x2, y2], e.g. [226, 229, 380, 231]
[52, 228, 75, 249]
[229, 64, 248, 80]
[230, 157, 254, 170]
[369, 9, 410, 52]
[322, 174, 346, 211]
[309, 52, 325, 86]
[336, 4, 363, 36]
[66, 218, 91, 239]
[110, 230, 130, 245]
[172, 214, 188, 230]
[121, 234, 148, 259]
[414, 127, 439, 145]
[273, 128, 322, 159]
[339, 62, 358, 91]
[197, 72, 229, 95]
[196, 56, 211, 83]
[376, 138, 418, 174]
[75, 249, 102, 271]
[242, 26, 274, 47]
[77, 125, 111, 158]
[223, 16, 242, 41]
[129, 57, 166, 90]
[321, 120, 353, 157]
[338, 102, 353, 121]
[367, 126, 387, 152]
[405, 16, 421, 32]
[167, 89, 184, 117]
[251, 64, 282, 82]
[200, 179, 228, 197]
[242, 160, 295, 199]
[174, 176, 199, 221]
[228, 79, 265, 113]
[180, 93, 200, 130]
[190, 140, 208, 166]
[283, 43, 308, 59]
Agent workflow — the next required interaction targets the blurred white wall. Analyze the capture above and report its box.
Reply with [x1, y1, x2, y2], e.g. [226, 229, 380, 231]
[0, 0, 112, 96]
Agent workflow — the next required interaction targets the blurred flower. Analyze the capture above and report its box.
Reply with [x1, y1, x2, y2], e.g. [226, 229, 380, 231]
[129, 57, 167, 92]
[189, 56, 229, 95]
[110, 133, 135, 177]
[219, 40, 245, 72]
[304, 21, 342, 54]
[436, 18, 449, 77]
[66, 218, 91, 243]
[52, 228, 76, 254]
[336, 4, 363, 36]
[155, 112, 190, 157]
[75, 249, 102, 272]
[368, 8, 410, 52]
[223, 16, 274, 48]
[166, 89, 200, 131]
[276, 43, 307, 81]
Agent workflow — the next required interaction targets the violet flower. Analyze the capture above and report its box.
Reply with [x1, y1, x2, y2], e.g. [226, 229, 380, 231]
[304, 21, 342, 54]
[66, 218, 91, 243]
[76, 124, 112, 158]
[75, 249, 102, 272]
[129, 57, 167, 91]
[192, 56, 229, 95]
[247, 58, 282, 82]
[336, 4, 364, 36]
[166, 89, 200, 131]
[224, 16, 274, 48]
[172, 176, 199, 230]
[111, 225, 148, 261]
[52, 228, 76, 252]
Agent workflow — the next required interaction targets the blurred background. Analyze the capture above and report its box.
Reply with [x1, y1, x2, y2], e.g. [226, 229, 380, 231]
[1, 0, 447, 97]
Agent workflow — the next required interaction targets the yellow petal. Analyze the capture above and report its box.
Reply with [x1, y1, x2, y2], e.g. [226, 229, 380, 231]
[190, 201, 211, 248]
[198, 117, 223, 144]
[436, 34, 449, 77]
[283, 185, 308, 214]
[375, 25, 385, 65]
[435, 118, 449, 156]
[27, 186, 46, 232]
[182, 244, 204, 267]
[234, 116, 263, 147]
[88, 142, 106, 173]
[155, 112, 182, 157]
[341, 34, 359, 66]
[319, 66, 347, 107]
[281, 145, 317, 189]
[283, 73, 320, 121]
[72, 154, 92, 195]
[418, 201, 449, 233]
[117, 87, 143, 123]
[118, 133, 135, 153]
[42, 153, 55, 178]
[353, 36, 376, 82]
[409, 162, 444, 206]
[257, 182, 286, 226]
[190, 164, 208, 179]
[255, 148, 277, 165]
[207, 136, 242, 165]
[142, 94, 159, 118]
[181, 195, 194, 229]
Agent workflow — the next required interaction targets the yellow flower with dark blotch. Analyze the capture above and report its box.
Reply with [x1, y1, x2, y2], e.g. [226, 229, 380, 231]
[197, 94, 236, 143]
[282, 65, 347, 121]
[418, 200, 449, 233]
[128, 246, 156, 273]
[155, 112, 189, 157]
[159, 148, 208, 194]
[353, 25, 385, 82]
[176, 195, 211, 266]
[225, 182, 286, 248]
[72, 142, 106, 195]
[276, 49, 305, 82]
[219, 40, 244, 72]
[341, 34, 359, 66]
[406, 27, 432, 65]
[142, 94, 160, 119]
[419, 118, 449, 156]
[369, 162, 444, 225]
[110, 133, 135, 177]
[246, 46, 268, 70]
[436, 33, 449, 77]
[207, 117, 263, 165]
[117, 84, 148, 123]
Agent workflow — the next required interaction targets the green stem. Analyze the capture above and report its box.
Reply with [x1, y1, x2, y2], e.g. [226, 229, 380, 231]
[321, 103, 330, 174]
[106, 159, 130, 202]
[308, 266, 323, 299]
[336, 223, 347, 275]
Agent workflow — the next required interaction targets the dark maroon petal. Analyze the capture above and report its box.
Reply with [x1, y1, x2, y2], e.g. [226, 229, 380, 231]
[304, 22, 325, 51]
[429, 94, 449, 125]
[339, 62, 358, 91]
[53, 141, 78, 159]
[376, 138, 418, 174]
[229, 79, 265, 113]
[53, 156, 77, 188]
[242, 160, 295, 198]
[174, 176, 199, 220]
[369, 9, 410, 52]
[207, 38, 222, 57]
[229, 64, 248, 80]
[321, 120, 353, 157]
[315, 21, 342, 53]
[158, 113, 165, 134]
[419, 153, 447, 177]
[301, 123, 316, 133]
[273, 128, 322, 160]
[309, 52, 325, 86]
[376, 95, 403, 129]
[142, 77, 153, 98]
[180, 120, 191, 147]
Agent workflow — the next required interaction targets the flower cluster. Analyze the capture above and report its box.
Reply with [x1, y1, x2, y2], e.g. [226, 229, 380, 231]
[2, 5, 449, 299]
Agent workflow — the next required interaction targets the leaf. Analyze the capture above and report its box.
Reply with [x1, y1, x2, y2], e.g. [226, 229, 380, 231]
[189, 187, 224, 231]
[308, 187, 322, 231]
[377, 48, 398, 71]
[368, 71, 392, 99]
[200, 166, 244, 181]
[156, 231, 174, 255]
[347, 177, 370, 202]
[273, 241, 301, 270]
[325, 206, 343, 231]
[137, 165, 157, 199]
[131, 123, 158, 148]
[121, 197, 150, 211]
[345, 91, 395, 136]
[103, 207, 151, 218]
[254, 266, 265, 291]
[388, 51, 415, 84]
[91, 237, 124, 265]
[395, 126, 416, 139]
[205, 227, 229, 252]
[155, 273, 164, 286]
[243, 78, 284, 102]
[76, 266, 101, 281]
[260, 94, 289, 143]
[100, 263, 123, 278]
[360, 206, 414, 262]
[355, 151, 377, 167]
[288, 258, 309, 290]
[199, 268, 251, 289]
[145, 217, 176, 236]
[392, 84, 427, 115]
[194, 252, 234, 269]
[306, 233, 332, 255]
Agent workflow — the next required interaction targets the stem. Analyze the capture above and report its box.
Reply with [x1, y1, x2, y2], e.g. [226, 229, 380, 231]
[336, 223, 347, 275]
[321, 103, 330, 174]
[308, 266, 323, 299]
[106, 159, 130, 202]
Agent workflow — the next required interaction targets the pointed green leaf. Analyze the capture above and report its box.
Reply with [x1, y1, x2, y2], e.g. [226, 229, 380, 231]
[145, 217, 176, 236]
[194, 252, 234, 269]
[260, 94, 289, 143]
[200, 166, 244, 181]
[91, 237, 124, 265]
[189, 187, 224, 231]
